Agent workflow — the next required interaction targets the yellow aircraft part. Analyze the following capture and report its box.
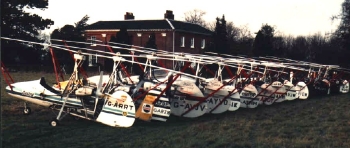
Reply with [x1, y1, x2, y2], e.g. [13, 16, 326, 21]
[59, 81, 69, 89]
[135, 94, 157, 121]
[53, 79, 83, 90]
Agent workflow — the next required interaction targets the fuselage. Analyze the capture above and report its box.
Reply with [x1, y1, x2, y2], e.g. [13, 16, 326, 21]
[5, 79, 82, 108]
[5, 77, 136, 127]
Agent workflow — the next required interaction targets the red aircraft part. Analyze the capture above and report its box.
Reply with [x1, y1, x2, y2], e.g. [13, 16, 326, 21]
[1, 61, 14, 91]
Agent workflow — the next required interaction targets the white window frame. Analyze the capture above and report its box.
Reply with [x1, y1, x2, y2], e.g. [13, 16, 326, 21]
[180, 36, 185, 47]
[89, 53, 98, 66]
[91, 36, 96, 46]
[201, 39, 205, 49]
[190, 38, 195, 48]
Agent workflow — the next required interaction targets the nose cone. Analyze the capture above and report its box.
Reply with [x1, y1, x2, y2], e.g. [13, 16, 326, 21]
[5, 85, 12, 91]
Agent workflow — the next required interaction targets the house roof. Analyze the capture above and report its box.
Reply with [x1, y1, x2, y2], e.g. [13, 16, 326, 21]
[85, 19, 213, 35]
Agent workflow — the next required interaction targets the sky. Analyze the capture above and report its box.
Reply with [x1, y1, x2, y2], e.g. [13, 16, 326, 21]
[25, 0, 344, 37]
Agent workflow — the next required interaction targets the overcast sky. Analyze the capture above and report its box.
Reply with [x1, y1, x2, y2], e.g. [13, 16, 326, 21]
[25, 0, 344, 37]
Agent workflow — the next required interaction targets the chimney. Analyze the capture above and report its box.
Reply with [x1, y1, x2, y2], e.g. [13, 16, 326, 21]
[124, 12, 134, 20]
[164, 10, 174, 20]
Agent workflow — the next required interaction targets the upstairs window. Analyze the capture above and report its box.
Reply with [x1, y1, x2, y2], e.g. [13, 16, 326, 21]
[180, 36, 185, 47]
[89, 53, 98, 66]
[190, 38, 194, 48]
[201, 39, 205, 49]
[91, 36, 96, 46]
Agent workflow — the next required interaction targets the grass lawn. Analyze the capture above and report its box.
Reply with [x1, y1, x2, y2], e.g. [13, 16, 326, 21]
[1, 71, 350, 148]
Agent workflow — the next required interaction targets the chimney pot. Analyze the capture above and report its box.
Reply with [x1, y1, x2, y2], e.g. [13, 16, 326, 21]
[124, 12, 135, 20]
[164, 10, 174, 20]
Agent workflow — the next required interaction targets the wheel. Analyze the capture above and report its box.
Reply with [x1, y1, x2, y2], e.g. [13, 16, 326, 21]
[50, 119, 59, 127]
[23, 107, 31, 115]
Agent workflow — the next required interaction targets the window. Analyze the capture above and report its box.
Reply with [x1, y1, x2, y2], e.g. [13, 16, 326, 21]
[201, 39, 205, 49]
[190, 38, 194, 48]
[89, 54, 97, 66]
[91, 36, 96, 46]
[180, 36, 185, 47]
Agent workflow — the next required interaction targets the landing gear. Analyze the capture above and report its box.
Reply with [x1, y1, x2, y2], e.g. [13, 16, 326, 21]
[49, 104, 71, 127]
[50, 118, 59, 127]
[23, 102, 31, 115]
[23, 107, 31, 115]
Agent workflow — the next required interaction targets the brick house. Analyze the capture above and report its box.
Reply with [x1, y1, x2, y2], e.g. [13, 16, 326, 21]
[84, 10, 213, 69]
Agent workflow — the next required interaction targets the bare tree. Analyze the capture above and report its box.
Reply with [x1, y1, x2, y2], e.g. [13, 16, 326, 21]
[184, 9, 207, 28]
[331, 0, 350, 49]
[272, 36, 285, 57]
[307, 33, 328, 62]
[237, 24, 253, 41]
[206, 21, 216, 31]
[226, 21, 240, 42]
[205, 20, 251, 39]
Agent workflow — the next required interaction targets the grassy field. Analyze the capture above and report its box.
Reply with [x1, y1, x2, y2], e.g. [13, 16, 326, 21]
[1, 72, 350, 148]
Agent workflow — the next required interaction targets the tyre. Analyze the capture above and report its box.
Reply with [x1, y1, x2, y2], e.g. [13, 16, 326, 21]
[50, 119, 59, 127]
[23, 107, 31, 115]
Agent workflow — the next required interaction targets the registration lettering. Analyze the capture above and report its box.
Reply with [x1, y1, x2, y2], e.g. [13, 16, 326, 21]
[107, 101, 134, 110]
[172, 102, 206, 111]
[231, 102, 238, 107]
[184, 103, 206, 111]
[153, 107, 171, 115]
[242, 100, 258, 105]
[207, 97, 228, 105]
[173, 102, 179, 108]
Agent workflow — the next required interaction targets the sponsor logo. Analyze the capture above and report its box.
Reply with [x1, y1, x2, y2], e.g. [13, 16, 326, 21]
[122, 111, 127, 116]
[174, 95, 186, 100]
[314, 87, 327, 91]
[22, 91, 34, 97]
[116, 95, 128, 103]
[209, 81, 221, 87]
[142, 104, 152, 114]
[182, 81, 193, 87]
[241, 92, 256, 98]
[155, 100, 170, 107]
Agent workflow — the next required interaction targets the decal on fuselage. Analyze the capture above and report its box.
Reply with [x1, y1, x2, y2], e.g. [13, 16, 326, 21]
[241, 91, 256, 98]
[22, 91, 34, 97]
[154, 100, 170, 108]
[142, 103, 153, 114]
